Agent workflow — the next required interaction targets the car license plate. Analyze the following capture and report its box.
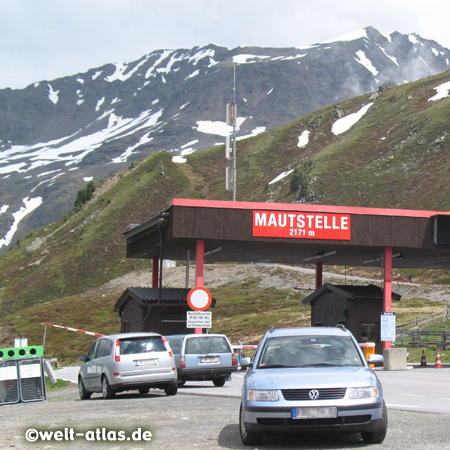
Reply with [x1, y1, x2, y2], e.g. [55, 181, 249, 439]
[292, 407, 337, 419]
[134, 359, 158, 366]
[201, 356, 218, 364]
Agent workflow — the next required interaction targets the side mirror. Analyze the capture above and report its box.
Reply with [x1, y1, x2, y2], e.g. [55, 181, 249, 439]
[368, 354, 384, 364]
[79, 355, 87, 362]
[240, 357, 252, 368]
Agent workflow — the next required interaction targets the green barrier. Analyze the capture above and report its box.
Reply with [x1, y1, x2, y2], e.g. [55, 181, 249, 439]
[0, 345, 44, 360]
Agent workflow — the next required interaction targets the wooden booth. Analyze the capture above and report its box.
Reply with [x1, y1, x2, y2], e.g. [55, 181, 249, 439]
[302, 284, 401, 353]
[114, 287, 216, 335]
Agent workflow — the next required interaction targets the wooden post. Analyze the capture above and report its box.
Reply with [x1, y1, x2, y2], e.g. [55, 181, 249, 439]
[152, 257, 159, 288]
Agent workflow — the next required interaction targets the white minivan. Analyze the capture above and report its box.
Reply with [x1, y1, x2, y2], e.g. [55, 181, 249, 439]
[166, 334, 237, 387]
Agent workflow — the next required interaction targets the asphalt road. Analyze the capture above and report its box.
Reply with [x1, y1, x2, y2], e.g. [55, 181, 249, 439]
[56, 364, 450, 415]
[2, 365, 448, 450]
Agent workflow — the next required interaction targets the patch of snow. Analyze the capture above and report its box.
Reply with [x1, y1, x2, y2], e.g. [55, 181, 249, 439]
[92, 71, 102, 80]
[95, 97, 105, 111]
[83, 177, 93, 182]
[428, 80, 450, 101]
[321, 29, 367, 44]
[269, 169, 294, 185]
[332, 103, 373, 135]
[47, 84, 59, 104]
[379, 46, 399, 66]
[297, 130, 310, 148]
[188, 48, 217, 66]
[408, 34, 419, 45]
[0, 197, 43, 248]
[355, 51, 378, 76]
[195, 117, 247, 137]
[232, 54, 270, 64]
[185, 70, 200, 80]
[172, 156, 186, 163]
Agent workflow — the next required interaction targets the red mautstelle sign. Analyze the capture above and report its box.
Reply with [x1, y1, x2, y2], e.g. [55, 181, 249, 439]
[252, 210, 351, 240]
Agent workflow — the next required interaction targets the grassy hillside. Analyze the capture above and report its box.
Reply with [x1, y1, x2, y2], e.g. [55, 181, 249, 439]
[1, 70, 450, 360]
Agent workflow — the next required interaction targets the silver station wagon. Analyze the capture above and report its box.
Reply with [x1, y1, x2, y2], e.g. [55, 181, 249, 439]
[166, 333, 237, 386]
[239, 326, 387, 445]
[78, 332, 178, 399]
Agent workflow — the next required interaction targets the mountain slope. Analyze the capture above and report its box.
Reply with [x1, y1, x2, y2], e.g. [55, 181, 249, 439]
[1, 27, 450, 250]
[0, 68, 449, 318]
[1, 69, 450, 357]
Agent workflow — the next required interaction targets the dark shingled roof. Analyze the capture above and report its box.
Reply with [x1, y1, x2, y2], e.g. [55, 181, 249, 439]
[114, 287, 216, 311]
[302, 283, 401, 306]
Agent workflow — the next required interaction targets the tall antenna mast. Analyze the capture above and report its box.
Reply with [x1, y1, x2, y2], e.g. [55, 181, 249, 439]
[225, 65, 237, 201]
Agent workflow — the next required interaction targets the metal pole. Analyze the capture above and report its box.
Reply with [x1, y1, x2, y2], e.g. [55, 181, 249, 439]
[232, 65, 237, 201]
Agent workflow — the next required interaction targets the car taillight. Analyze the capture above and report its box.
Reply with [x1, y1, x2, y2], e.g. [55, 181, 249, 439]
[161, 336, 173, 357]
[232, 353, 237, 366]
[115, 339, 120, 362]
[180, 355, 185, 368]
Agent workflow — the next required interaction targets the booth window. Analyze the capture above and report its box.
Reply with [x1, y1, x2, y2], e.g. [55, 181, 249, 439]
[361, 323, 376, 341]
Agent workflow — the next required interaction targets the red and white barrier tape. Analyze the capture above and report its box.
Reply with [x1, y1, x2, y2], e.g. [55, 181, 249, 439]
[43, 322, 104, 337]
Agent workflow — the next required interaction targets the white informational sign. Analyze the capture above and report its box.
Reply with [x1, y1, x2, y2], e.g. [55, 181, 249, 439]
[380, 312, 396, 342]
[187, 311, 212, 329]
[19, 363, 41, 379]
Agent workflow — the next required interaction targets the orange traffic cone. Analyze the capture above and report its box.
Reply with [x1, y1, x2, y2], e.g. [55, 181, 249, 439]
[435, 350, 442, 368]
[421, 349, 427, 366]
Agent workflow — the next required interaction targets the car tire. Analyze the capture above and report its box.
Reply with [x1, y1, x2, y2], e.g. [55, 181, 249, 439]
[102, 376, 115, 399]
[164, 383, 178, 396]
[239, 402, 263, 446]
[213, 377, 226, 387]
[78, 377, 91, 400]
[361, 400, 388, 444]
[138, 387, 150, 395]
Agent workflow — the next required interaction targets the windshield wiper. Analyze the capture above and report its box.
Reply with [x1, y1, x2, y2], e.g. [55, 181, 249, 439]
[259, 364, 295, 369]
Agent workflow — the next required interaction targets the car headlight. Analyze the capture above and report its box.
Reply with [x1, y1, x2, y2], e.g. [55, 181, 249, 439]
[247, 389, 279, 401]
[348, 386, 380, 399]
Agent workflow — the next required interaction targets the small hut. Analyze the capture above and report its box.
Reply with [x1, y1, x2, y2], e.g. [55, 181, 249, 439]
[114, 287, 216, 335]
[302, 284, 401, 353]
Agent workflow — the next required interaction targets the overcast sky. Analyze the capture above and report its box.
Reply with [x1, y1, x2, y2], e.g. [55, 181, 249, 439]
[1, 0, 450, 90]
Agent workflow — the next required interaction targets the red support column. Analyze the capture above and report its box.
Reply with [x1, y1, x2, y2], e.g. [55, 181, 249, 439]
[383, 247, 392, 350]
[152, 257, 159, 288]
[195, 239, 205, 334]
[315, 263, 323, 289]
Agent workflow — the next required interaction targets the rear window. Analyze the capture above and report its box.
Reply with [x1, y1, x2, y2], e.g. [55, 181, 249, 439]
[185, 336, 231, 354]
[119, 336, 166, 355]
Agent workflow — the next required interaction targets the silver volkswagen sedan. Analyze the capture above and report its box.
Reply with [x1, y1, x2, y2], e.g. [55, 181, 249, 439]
[239, 326, 387, 446]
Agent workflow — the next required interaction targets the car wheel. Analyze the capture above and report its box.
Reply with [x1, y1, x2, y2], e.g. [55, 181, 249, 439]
[78, 377, 91, 400]
[101, 376, 115, 399]
[138, 387, 150, 395]
[361, 400, 388, 444]
[164, 383, 178, 396]
[239, 402, 263, 446]
[213, 377, 226, 387]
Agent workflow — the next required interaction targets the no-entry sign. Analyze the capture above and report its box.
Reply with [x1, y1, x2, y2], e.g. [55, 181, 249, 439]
[187, 287, 212, 311]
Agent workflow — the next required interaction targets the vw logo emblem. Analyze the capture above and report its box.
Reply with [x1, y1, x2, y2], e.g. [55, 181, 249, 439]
[309, 389, 320, 400]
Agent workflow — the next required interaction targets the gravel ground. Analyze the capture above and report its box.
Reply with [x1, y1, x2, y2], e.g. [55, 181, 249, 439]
[2, 385, 450, 450]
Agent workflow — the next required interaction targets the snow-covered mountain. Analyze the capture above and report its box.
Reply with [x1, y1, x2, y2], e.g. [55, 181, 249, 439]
[1, 26, 450, 250]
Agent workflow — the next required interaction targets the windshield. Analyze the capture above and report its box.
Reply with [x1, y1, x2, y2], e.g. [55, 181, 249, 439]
[257, 335, 363, 368]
